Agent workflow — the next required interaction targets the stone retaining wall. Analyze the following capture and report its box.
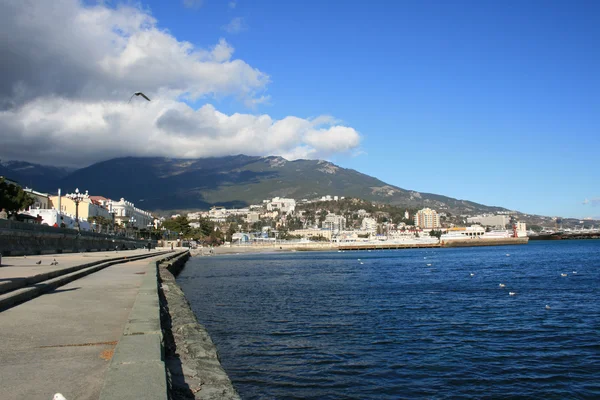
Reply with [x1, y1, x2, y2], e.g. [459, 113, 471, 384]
[0, 219, 154, 256]
[158, 253, 240, 400]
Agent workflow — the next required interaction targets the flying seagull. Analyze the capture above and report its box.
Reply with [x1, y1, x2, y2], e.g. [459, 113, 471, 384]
[128, 92, 151, 103]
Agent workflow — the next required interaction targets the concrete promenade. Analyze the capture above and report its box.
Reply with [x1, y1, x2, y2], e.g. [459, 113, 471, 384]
[0, 249, 183, 400]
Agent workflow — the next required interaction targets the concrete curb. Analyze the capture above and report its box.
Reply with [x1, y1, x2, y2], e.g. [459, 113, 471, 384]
[99, 251, 188, 400]
[0, 251, 173, 311]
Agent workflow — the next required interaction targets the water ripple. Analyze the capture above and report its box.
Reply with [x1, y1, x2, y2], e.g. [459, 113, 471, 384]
[178, 240, 600, 399]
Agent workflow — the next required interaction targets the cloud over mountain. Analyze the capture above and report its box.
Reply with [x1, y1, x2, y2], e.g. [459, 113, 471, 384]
[0, 0, 360, 167]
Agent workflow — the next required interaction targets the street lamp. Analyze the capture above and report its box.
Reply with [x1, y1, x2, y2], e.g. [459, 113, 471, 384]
[129, 216, 137, 238]
[147, 223, 155, 240]
[66, 188, 88, 231]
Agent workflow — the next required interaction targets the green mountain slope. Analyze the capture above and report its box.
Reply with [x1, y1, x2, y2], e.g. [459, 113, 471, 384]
[53, 155, 508, 214]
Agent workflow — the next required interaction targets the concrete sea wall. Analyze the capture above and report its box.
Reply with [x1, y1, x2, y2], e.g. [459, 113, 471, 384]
[158, 252, 240, 399]
[441, 237, 529, 247]
[0, 219, 153, 256]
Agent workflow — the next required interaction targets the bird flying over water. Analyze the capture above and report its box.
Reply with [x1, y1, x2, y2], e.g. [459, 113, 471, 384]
[128, 92, 151, 103]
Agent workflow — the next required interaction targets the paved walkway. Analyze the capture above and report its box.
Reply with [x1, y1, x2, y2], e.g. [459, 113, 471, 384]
[0, 249, 159, 280]
[0, 251, 171, 400]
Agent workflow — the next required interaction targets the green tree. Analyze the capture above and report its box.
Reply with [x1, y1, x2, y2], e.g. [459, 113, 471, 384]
[310, 235, 330, 242]
[162, 215, 191, 235]
[0, 177, 34, 213]
[226, 223, 237, 242]
[429, 229, 442, 239]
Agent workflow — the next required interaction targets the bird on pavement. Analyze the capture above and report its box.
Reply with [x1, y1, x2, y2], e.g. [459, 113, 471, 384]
[36, 260, 42, 265]
[53, 394, 67, 400]
[128, 92, 151, 103]
[50, 258, 58, 266]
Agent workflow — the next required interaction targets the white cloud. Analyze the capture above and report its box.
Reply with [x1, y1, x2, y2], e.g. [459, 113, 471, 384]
[183, 0, 203, 9]
[0, 0, 361, 167]
[229, 1, 237, 9]
[0, 97, 361, 167]
[223, 17, 246, 34]
[583, 198, 600, 207]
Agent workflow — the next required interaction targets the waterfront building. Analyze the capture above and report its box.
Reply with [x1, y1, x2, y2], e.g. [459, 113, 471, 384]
[288, 228, 332, 240]
[361, 217, 377, 232]
[107, 198, 153, 229]
[441, 226, 486, 240]
[516, 222, 527, 237]
[50, 193, 112, 221]
[323, 214, 346, 232]
[405, 210, 410, 220]
[23, 188, 51, 209]
[414, 208, 441, 229]
[467, 214, 509, 228]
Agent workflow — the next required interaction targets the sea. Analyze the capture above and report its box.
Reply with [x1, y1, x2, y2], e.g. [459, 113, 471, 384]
[177, 240, 600, 399]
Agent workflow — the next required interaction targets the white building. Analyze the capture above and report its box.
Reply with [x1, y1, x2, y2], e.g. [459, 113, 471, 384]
[414, 208, 441, 229]
[267, 197, 296, 214]
[246, 212, 260, 223]
[108, 198, 153, 229]
[323, 214, 346, 232]
[289, 228, 332, 240]
[23, 188, 51, 210]
[467, 214, 509, 228]
[361, 217, 377, 232]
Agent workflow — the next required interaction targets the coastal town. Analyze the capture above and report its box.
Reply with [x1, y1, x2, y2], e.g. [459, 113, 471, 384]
[1, 175, 534, 250]
[5, 174, 600, 255]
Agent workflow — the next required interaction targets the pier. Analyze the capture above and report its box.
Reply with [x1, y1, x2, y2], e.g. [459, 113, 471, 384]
[339, 242, 440, 251]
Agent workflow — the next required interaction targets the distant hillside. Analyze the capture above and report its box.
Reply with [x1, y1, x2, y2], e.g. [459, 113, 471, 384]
[0, 160, 73, 190]
[37, 155, 509, 215]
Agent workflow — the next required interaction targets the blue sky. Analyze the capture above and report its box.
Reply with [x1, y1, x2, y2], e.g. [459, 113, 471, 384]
[140, 0, 599, 219]
[2, 1, 598, 219]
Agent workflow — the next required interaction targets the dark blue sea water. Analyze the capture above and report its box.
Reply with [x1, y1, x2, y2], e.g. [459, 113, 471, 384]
[177, 241, 600, 399]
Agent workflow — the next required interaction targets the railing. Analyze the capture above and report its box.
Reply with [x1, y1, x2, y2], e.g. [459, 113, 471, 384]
[0, 219, 153, 243]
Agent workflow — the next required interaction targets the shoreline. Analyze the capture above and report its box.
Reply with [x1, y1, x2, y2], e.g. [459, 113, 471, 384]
[189, 237, 530, 257]
[158, 252, 240, 400]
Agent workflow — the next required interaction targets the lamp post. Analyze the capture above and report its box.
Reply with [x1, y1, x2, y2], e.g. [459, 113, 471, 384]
[66, 188, 88, 231]
[147, 223, 154, 240]
[129, 216, 136, 239]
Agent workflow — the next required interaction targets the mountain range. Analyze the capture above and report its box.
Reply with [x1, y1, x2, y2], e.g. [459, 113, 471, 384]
[1, 155, 508, 215]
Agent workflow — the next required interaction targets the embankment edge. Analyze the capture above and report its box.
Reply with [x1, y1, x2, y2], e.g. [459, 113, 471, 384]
[159, 251, 241, 400]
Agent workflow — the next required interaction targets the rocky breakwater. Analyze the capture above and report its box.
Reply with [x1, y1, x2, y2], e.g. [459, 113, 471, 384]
[158, 252, 240, 400]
